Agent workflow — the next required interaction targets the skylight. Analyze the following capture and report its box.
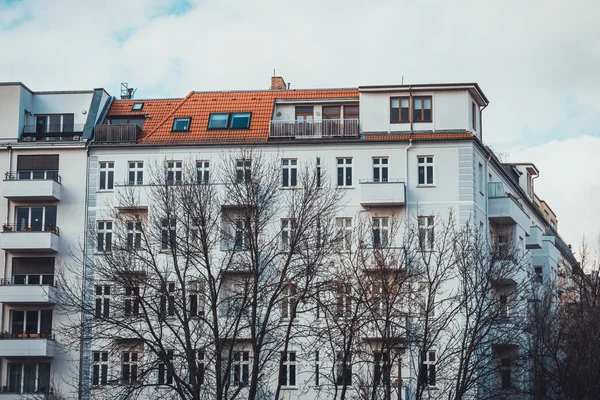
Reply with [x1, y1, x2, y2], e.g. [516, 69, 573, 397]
[172, 117, 191, 132]
[208, 112, 251, 129]
[131, 102, 144, 111]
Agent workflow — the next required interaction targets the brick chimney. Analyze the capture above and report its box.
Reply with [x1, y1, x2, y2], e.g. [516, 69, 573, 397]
[270, 76, 287, 90]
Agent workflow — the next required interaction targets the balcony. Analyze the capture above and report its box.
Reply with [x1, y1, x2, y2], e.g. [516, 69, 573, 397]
[20, 124, 85, 142]
[0, 334, 55, 357]
[0, 277, 56, 303]
[360, 179, 406, 207]
[526, 225, 543, 249]
[94, 124, 141, 143]
[3, 171, 61, 201]
[0, 225, 60, 253]
[488, 195, 529, 230]
[269, 119, 359, 139]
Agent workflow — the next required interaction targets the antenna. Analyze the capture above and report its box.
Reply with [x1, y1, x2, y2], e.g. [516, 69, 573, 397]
[273, 69, 276, 77]
[120, 83, 137, 100]
[401, 75, 404, 85]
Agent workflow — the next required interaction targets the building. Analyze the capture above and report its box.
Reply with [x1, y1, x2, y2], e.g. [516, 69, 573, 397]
[0, 82, 110, 398]
[0, 77, 579, 399]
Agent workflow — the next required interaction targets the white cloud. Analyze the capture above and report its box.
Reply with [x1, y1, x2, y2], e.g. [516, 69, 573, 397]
[509, 135, 600, 250]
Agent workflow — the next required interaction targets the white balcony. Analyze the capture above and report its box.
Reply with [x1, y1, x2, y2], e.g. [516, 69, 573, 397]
[269, 119, 359, 139]
[0, 336, 55, 357]
[360, 180, 406, 207]
[0, 284, 57, 304]
[488, 196, 529, 230]
[0, 231, 59, 253]
[2, 172, 61, 201]
[526, 225, 544, 249]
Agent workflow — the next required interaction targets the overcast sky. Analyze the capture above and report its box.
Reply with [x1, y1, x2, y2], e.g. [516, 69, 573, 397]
[1, 0, 598, 249]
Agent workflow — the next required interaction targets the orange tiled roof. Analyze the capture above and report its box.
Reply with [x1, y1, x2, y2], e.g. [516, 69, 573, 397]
[363, 132, 475, 141]
[105, 89, 358, 145]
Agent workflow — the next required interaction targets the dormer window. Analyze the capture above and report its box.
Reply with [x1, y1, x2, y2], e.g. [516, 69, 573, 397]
[208, 113, 252, 129]
[131, 103, 144, 111]
[172, 118, 191, 132]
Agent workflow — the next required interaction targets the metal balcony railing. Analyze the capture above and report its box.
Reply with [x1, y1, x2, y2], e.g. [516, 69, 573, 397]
[0, 332, 54, 340]
[0, 275, 55, 286]
[22, 124, 85, 134]
[269, 119, 359, 138]
[4, 170, 61, 183]
[94, 124, 142, 142]
[1, 223, 59, 235]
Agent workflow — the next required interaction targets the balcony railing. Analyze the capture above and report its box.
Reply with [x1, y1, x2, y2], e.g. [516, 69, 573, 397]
[270, 119, 359, 138]
[20, 125, 85, 142]
[0, 275, 55, 286]
[94, 124, 142, 143]
[0, 332, 54, 340]
[4, 170, 60, 183]
[1, 224, 59, 235]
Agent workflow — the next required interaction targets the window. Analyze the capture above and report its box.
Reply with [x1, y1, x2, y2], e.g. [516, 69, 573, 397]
[230, 113, 251, 129]
[472, 102, 477, 130]
[322, 106, 341, 120]
[97, 221, 113, 253]
[10, 310, 52, 336]
[158, 349, 174, 385]
[34, 114, 75, 133]
[335, 351, 352, 385]
[15, 206, 57, 232]
[160, 282, 176, 317]
[315, 351, 320, 386]
[417, 156, 434, 185]
[373, 157, 389, 182]
[295, 106, 313, 121]
[234, 219, 249, 250]
[281, 219, 295, 250]
[161, 219, 176, 250]
[16, 154, 59, 181]
[374, 352, 391, 385]
[373, 217, 389, 249]
[122, 351, 139, 385]
[172, 117, 191, 131]
[208, 113, 252, 129]
[188, 280, 205, 317]
[194, 350, 205, 385]
[124, 285, 140, 317]
[127, 221, 142, 250]
[282, 283, 297, 319]
[337, 158, 353, 186]
[488, 182, 505, 198]
[344, 105, 359, 120]
[335, 282, 352, 319]
[128, 162, 144, 185]
[99, 162, 114, 190]
[534, 266, 543, 283]
[231, 351, 250, 386]
[196, 161, 210, 184]
[499, 294, 510, 318]
[95, 285, 110, 319]
[418, 216, 434, 250]
[500, 359, 511, 389]
[336, 217, 353, 251]
[413, 96, 432, 122]
[418, 282, 435, 317]
[236, 159, 251, 183]
[390, 97, 410, 122]
[419, 351, 436, 386]
[281, 159, 298, 187]
[478, 163, 483, 194]
[166, 161, 182, 184]
[7, 362, 50, 394]
[92, 352, 109, 386]
[132, 102, 144, 111]
[279, 351, 297, 387]
[316, 157, 321, 187]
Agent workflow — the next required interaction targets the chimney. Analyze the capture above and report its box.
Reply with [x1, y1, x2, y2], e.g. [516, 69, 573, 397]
[270, 76, 287, 90]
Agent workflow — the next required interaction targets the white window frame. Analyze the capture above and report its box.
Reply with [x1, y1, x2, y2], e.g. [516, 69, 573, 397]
[158, 349, 174, 385]
[128, 161, 144, 185]
[281, 218, 295, 250]
[234, 219, 248, 250]
[372, 217, 389, 249]
[127, 220, 142, 250]
[420, 350, 436, 387]
[373, 351, 392, 385]
[231, 351, 250, 386]
[335, 351, 352, 386]
[92, 351, 109, 386]
[337, 157, 353, 187]
[478, 162, 483, 194]
[418, 281, 435, 317]
[372, 157, 389, 183]
[316, 157, 322, 187]
[236, 159, 252, 183]
[121, 351, 139, 385]
[281, 158, 298, 188]
[282, 283, 297, 320]
[280, 351, 297, 388]
[160, 281, 176, 317]
[161, 218, 176, 251]
[95, 284, 110, 319]
[417, 156, 434, 186]
[124, 285, 140, 317]
[188, 280, 205, 317]
[166, 161, 183, 184]
[196, 160, 210, 184]
[99, 161, 114, 190]
[97, 221, 113, 253]
[335, 282, 352, 319]
[418, 216, 434, 250]
[336, 217, 353, 251]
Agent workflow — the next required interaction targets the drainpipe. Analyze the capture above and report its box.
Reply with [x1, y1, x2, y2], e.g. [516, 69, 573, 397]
[405, 139, 413, 221]
[409, 86, 413, 134]
[78, 146, 91, 400]
[479, 103, 489, 141]
[485, 153, 492, 245]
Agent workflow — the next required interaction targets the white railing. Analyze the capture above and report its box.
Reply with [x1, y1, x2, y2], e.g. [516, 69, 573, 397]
[269, 119, 359, 138]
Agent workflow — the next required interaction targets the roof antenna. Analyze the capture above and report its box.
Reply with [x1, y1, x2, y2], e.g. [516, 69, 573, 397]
[401, 75, 404, 85]
[120, 82, 136, 99]
[273, 69, 276, 77]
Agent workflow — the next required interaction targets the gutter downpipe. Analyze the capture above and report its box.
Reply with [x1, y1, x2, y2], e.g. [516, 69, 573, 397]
[78, 145, 91, 399]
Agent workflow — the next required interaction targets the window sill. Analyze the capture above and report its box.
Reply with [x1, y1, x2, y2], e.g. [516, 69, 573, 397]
[335, 186, 355, 189]
[422, 385, 439, 391]
[96, 189, 115, 193]
[413, 120, 433, 123]
[281, 386, 299, 390]
[416, 184, 436, 188]
[280, 186, 299, 190]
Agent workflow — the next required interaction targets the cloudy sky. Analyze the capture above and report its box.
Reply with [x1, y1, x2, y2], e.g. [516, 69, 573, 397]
[1, 0, 598, 249]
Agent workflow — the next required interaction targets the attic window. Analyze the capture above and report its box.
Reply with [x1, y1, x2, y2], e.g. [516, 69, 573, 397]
[208, 113, 251, 129]
[131, 103, 144, 111]
[172, 118, 191, 132]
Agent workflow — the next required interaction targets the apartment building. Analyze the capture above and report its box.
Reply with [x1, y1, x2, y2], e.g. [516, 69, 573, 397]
[0, 83, 110, 398]
[77, 77, 579, 400]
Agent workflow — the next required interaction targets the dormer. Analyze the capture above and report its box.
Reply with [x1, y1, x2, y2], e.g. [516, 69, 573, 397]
[358, 83, 488, 138]
[508, 163, 539, 201]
